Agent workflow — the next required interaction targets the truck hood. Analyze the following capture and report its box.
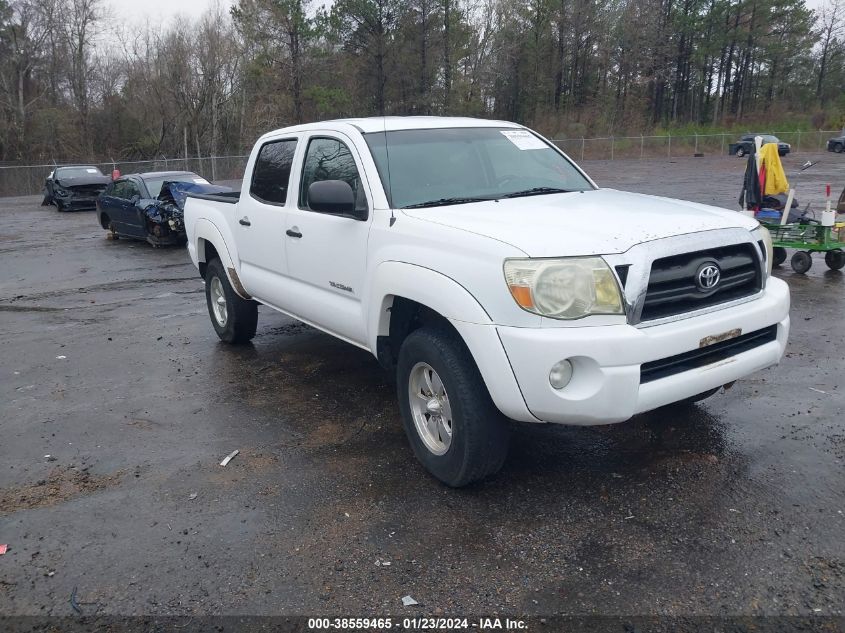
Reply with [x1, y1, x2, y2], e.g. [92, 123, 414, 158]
[400, 188, 759, 257]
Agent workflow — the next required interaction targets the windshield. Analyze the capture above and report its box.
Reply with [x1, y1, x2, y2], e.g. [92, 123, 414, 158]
[364, 127, 593, 209]
[761, 135, 780, 144]
[144, 173, 208, 198]
[55, 166, 103, 179]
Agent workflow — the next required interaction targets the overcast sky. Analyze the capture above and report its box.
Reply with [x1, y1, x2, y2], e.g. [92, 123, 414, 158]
[106, 0, 230, 24]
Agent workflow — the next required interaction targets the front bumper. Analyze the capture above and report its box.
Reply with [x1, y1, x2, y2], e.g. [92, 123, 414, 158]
[146, 229, 187, 247]
[495, 277, 790, 425]
[57, 196, 99, 210]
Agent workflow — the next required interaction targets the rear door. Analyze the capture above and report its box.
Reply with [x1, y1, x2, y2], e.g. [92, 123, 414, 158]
[234, 136, 299, 303]
[281, 133, 373, 346]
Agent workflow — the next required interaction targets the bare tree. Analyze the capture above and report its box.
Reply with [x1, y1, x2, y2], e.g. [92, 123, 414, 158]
[815, 0, 845, 100]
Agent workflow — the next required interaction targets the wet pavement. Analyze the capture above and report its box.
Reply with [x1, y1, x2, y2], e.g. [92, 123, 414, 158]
[1, 153, 843, 617]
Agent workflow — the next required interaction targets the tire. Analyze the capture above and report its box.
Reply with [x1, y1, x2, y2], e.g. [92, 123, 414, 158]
[396, 326, 509, 487]
[834, 143, 843, 154]
[790, 250, 812, 274]
[204, 258, 257, 344]
[736, 147, 746, 158]
[772, 247, 787, 267]
[825, 249, 845, 271]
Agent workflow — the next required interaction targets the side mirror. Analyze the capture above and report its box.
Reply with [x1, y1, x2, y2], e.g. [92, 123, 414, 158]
[308, 180, 365, 220]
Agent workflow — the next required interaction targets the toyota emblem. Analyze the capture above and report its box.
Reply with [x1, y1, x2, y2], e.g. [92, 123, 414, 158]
[696, 263, 721, 291]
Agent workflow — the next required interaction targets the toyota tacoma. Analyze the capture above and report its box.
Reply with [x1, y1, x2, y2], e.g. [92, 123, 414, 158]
[184, 117, 790, 487]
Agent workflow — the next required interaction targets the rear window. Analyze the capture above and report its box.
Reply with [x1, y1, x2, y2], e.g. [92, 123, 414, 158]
[55, 166, 103, 178]
[250, 139, 298, 205]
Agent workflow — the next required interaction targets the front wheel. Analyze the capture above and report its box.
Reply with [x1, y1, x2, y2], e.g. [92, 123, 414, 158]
[396, 327, 509, 487]
[204, 258, 257, 344]
[791, 250, 812, 274]
[835, 143, 844, 154]
[736, 147, 746, 157]
[825, 249, 845, 270]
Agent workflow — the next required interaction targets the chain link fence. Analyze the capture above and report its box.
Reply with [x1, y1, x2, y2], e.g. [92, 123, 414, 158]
[0, 155, 249, 199]
[550, 130, 839, 162]
[0, 130, 840, 198]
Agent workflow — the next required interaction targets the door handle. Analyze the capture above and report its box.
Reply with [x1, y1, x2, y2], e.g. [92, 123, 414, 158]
[239, 217, 251, 226]
[286, 229, 302, 238]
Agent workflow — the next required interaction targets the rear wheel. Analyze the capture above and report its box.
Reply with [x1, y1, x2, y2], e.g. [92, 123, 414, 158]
[825, 249, 845, 270]
[772, 247, 787, 267]
[396, 326, 509, 487]
[204, 258, 257, 344]
[791, 250, 812, 274]
[101, 213, 120, 239]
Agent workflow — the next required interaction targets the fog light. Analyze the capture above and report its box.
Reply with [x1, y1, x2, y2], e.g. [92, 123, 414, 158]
[549, 359, 573, 390]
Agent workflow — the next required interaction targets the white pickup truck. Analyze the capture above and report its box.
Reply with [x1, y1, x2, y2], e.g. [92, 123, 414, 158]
[184, 117, 790, 486]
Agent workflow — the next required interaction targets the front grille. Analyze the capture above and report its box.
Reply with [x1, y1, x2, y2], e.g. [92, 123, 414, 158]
[67, 185, 105, 197]
[640, 243, 762, 321]
[640, 325, 777, 383]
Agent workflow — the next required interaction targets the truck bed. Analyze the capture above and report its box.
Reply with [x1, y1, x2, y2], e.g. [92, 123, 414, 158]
[186, 190, 241, 204]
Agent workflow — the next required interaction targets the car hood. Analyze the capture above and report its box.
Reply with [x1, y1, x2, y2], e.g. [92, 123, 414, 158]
[400, 188, 759, 257]
[158, 181, 233, 211]
[55, 175, 111, 188]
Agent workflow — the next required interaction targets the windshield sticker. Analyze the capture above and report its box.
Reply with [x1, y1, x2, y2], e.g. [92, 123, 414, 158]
[500, 130, 547, 150]
[86, 168, 98, 173]
[193, 178, 210, 184]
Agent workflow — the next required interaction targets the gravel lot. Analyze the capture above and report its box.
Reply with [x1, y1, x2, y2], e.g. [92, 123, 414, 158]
[1, 153, 844, 619]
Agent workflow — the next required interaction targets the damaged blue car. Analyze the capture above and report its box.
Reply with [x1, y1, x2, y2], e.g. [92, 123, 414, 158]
[96, 171, 232, 247]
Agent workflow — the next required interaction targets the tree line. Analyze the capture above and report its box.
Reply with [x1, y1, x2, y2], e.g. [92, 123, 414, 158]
[1, 0, 843, 163]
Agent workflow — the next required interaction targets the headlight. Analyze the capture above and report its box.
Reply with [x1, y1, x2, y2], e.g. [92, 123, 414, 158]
[752, 226, 773, 277]
[504, 257, 624, 319]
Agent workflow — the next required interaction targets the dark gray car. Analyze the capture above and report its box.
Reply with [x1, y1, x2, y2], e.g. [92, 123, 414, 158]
[42, 165, 111, 211]
[827, 135, 845, 153]
[728, 134, 791, 157]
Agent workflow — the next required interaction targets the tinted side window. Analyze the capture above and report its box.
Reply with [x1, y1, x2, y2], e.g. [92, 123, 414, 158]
[250, 139, 297, 204]
[123, 181, 141, 200]
[111, 181, 127, 198]
[299, 137, 366, 213]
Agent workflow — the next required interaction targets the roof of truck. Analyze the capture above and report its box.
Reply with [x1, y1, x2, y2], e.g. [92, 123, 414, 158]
[269, 116, 524, 136]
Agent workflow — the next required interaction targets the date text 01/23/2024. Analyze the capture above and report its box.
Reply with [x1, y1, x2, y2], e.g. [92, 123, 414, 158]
[307, 617, 528, 630]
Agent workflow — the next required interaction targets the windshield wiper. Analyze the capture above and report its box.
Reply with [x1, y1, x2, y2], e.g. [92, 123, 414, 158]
[501, 187, 571, 198]
[402, 196, 493, 209]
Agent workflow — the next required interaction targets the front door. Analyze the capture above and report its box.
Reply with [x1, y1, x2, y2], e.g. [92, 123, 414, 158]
[105, 179, 145, 238]
[282, 134, 373, 346]
[234, 137, 299, 303]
